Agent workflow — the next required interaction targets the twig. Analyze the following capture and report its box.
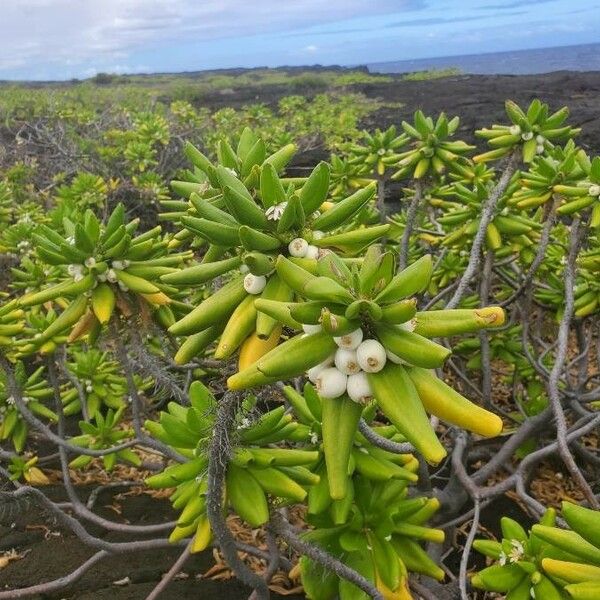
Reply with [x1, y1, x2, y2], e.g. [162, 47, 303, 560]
[399, 180, 422, 269]
[206, 391, 270, 599]
[358, 419, 415, 454]
[545, 217, 599, 508]
[446, 150, 519, 308]
[145, 540, 193, 600]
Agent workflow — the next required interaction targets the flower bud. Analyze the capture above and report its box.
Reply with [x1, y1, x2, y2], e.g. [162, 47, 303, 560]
[334, 348, 361, 375]
[244, 273, 267, 295]
[347, 372, 373, 403]
[315, 367, 347, 399]
[334, 328, 363, 350]
[356, 339, 387, 373]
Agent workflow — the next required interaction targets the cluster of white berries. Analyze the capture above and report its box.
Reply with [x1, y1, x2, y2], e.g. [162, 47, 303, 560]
[509, 125, 546, 155]
[67, 258, 132, 290]
[304, 325, 388, 404]
[287, 236, 322, 259]
[242, 234, 326, 295]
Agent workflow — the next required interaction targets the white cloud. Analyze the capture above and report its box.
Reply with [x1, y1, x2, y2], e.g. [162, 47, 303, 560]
[0, 0, 419, 77]
[304, 45, 319, 52]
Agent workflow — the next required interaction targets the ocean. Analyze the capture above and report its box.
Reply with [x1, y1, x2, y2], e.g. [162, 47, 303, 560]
[367, 43, 600, 76]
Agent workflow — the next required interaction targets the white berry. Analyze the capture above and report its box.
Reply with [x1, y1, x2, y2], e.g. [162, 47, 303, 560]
[312, 230, 325, 240]
[386, 348, 406, 365]
[244, 274, 267, 295]
[356, 339, 387, 373]
[305, 245, 319, 259]
[334, 348, 361, 375]
[307, 355, 334, 383]
[334, 328, 363, 350]
[288, 238, 309, 258]
[347, 372, 373, 403]
[509, 125, 521, 136]
[315, 367, 347, 399]
[521, 131, 534, 141]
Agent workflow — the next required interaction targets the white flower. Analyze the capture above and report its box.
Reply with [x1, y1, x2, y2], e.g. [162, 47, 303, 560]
[265, 202, 287, 221]
[498, 551, 507, 566]
[67, 264, 83, 276]
[508, 539, 525, 563]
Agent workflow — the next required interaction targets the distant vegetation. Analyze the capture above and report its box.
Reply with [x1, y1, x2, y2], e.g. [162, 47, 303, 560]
[402, 67, 462, 81]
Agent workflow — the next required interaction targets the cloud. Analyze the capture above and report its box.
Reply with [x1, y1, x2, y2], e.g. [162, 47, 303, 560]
[303, 45, 319, 53]
[480, 0, 557, 10]
[0, 0, 423, 76]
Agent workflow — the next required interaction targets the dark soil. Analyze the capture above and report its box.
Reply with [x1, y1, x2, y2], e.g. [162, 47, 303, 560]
[3, 69, 600, 599]
[0, 484, 304, 600]
[192, 70, 600, 157]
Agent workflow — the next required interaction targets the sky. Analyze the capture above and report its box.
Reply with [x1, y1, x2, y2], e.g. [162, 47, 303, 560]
[0, 0, 598, 81]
